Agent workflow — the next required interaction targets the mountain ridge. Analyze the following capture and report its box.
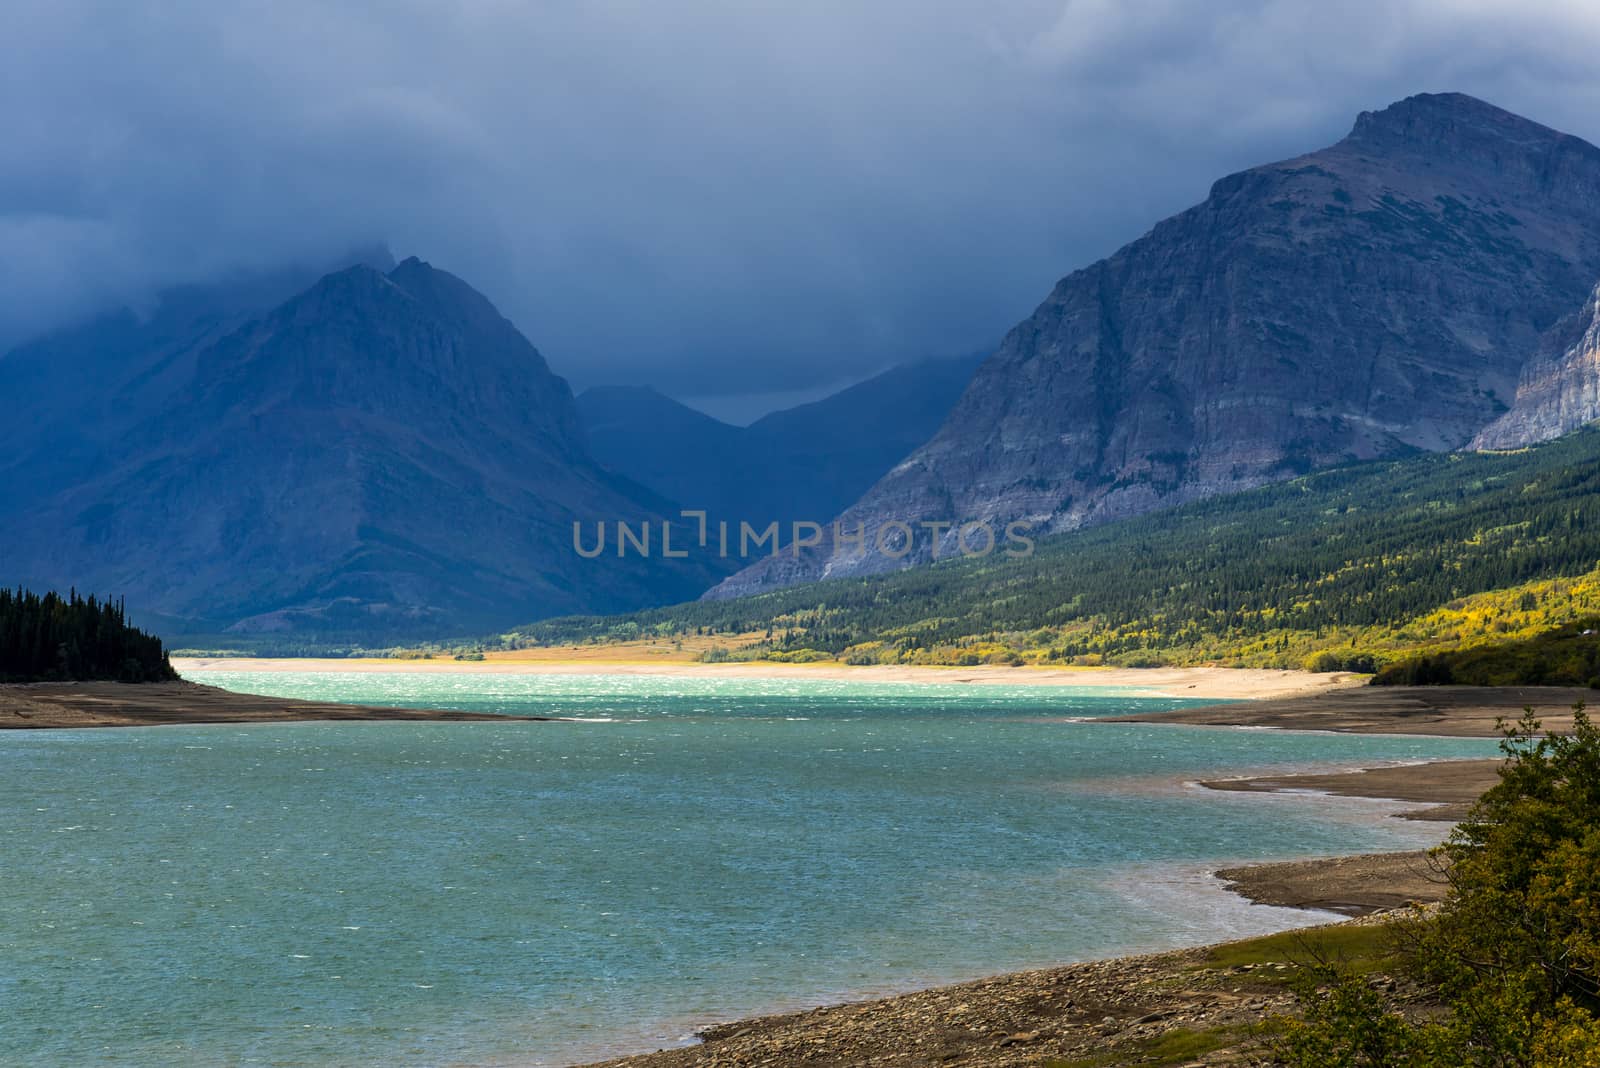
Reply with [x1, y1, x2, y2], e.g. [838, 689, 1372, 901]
[577, 352, 984, 533]
[709, 92, 1600, 599]
[515, 426, 1600, 671]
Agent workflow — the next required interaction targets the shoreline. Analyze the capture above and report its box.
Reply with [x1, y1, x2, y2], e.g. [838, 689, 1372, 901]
[556, 855, 1334, 1067]
[14, 666, 1524, 1063]
[1196, 756, 1503, 916]
[571, 916, 1393, 1068]
[569, 755, 1492, 1066]
[174, 657, 1366, 700]
[0, 679, 554, 729]
[1106, 683, 1592, 736]
[1200, 757, 1503, 823]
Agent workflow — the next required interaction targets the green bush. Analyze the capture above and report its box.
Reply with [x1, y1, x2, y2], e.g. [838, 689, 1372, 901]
[1275, 704, 1600, 1066]
[1305, 650, 1344, 673]
[1305, 649, 1380, 674]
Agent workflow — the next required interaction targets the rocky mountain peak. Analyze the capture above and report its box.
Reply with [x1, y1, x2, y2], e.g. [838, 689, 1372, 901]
[1345, 92, 1568, 150]
[275, 262, 399, 316]
[386, 257, 535, 349]
[193, 255, 582, 454]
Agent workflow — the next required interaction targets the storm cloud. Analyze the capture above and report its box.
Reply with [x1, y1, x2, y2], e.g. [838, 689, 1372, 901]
[7, 0, 1600, 410]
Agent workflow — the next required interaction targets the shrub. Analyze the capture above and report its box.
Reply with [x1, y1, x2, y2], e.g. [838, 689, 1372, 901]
[1305, 648, 1380, 674]
[1305, 650, 1344, 673]
[1275, 704, 1600, 1066]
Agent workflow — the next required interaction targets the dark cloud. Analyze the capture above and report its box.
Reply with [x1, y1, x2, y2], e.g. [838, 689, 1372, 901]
[6, 1, 1600, 402]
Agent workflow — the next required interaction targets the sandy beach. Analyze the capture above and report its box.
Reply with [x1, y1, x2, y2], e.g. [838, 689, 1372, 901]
[174, 657, 1367, 700]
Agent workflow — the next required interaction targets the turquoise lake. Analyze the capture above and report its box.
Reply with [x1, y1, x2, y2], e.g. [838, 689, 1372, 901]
[0, 672, 1499, 1066]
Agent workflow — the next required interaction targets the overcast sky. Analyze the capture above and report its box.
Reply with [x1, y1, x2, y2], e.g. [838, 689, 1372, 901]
[7, 1, 1600, 420]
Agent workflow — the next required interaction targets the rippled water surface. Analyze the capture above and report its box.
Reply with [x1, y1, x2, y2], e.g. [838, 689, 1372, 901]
[0, 672, 1496, 1066]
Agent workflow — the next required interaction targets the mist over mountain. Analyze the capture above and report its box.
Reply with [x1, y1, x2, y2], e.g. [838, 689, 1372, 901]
[710, 93, 1600, 599]
[14, 92, 1600, 638]
[0, 259, 716, 637]
[0, 248, 396, 521]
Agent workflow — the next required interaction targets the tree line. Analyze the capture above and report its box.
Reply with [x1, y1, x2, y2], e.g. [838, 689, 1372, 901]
[0, 587, 177, 683]
[509, 426, 1600, 667]
[1375, 618, 1600, 687]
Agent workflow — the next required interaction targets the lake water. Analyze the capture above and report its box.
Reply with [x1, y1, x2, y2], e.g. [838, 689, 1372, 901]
[0, 672, 1497, 1066]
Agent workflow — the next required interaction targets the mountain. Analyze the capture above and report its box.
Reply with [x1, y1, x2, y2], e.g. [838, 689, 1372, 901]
[710, 93, 1600, 598]
[522, 426, 1600, 671]
[577, 353, 984, 531]
[1, 258, 715, 637]
[1472, 281, 1600, 448]
[577, 387, 746, 519]
[0, 248, 396, 519]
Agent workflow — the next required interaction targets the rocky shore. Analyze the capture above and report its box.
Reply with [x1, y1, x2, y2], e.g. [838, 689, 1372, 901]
[577, 919, 1399, 1068]
[573, 684, 1577, 1068]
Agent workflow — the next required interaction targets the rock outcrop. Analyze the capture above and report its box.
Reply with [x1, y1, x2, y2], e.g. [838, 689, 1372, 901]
[1472, 283, 1600, 449]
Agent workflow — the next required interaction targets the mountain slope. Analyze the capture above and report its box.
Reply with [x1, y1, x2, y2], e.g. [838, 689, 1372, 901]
[0, 249, 396, 519]
[1472, 282, 1600, 448]
[578, 353, 983, 529]
[517, 427, 1600, 670]
[2, 259, 715, 636]
[739, 355, 988, 524]
[712, 92, 1600, 597]
[577, 387, 747, 519]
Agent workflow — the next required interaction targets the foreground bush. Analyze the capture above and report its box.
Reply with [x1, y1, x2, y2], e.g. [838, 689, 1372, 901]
[1276, 704, 1600, 1066]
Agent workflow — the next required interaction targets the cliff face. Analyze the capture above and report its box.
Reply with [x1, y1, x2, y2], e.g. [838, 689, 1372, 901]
[2, 259, 714, 635]
[710, 93, 1600, 598]
[1472, 284, 1600, 449]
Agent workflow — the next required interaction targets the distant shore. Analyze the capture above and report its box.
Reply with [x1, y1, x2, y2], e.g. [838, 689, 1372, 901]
[0, 680, 553, 729]
[1106, 683, 1592, 736]
[174, 656, 1367, 700]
